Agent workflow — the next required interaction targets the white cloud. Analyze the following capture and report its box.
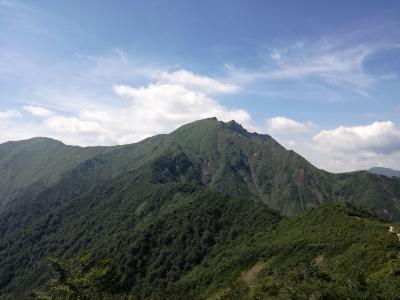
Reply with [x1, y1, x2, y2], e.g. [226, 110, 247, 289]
[299, 121, 400, 172]
[157, 69, 240, 94]
[44, 115, 103, 135]
[313, 121, 400, 155]
[1, 70, 253, 146]
[266, 116, 314, 133]
[114, 82, 253, 134]
[0, 109, 21, 119]
[264, 120, 400, 172]
[35, 80, 254, 145]
[23, 105, 53, 118]
[227, 42, 381, 96]
[4, 93, 400, 173]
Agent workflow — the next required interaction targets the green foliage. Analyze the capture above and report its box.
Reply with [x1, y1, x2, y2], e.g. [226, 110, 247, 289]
[169, 204, 400, 299]
[34, 253, 124, 300]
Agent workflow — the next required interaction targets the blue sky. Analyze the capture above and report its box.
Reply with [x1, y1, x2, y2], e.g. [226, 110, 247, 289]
[1, 0, 400, 171]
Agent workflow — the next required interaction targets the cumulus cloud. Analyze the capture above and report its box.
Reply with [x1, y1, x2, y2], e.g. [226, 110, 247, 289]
[156, 69, 240, 94]
[313, 121, 400, 155]
[4, 70, 252, 146]
[263, 120, 400, 172]
[23, 105, 53, 118]
[113, 82, 253, 133]
[266, 116, 314, 133]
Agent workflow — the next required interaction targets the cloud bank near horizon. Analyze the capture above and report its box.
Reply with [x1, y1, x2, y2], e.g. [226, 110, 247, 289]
[2, 87, 400, 173]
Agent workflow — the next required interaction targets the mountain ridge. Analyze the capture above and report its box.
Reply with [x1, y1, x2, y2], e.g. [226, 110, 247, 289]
[1, 118, 400, 298]
[369, 167, 400, 178]
[1, 117, 400, 221]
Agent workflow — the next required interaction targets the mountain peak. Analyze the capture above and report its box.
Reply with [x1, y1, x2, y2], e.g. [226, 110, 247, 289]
[27, 137, 64, 144]
[224, 120, 248, 135]
[173, 118, 249, 136]
[0, 137, 68, 151]
[1, 137, 65, 147]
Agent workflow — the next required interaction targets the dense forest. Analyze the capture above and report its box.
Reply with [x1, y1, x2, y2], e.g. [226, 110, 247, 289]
[0, 118, 399, 299]
[34, 202, 400, 299]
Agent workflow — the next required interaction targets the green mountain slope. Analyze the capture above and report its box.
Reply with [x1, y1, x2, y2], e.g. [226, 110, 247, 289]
[2, 118, 400, 223]
[0, 134, 166, 235]
[1, 118, 400, 299]
[0, 183, 281, 297]
[169, 204, 400, 299]
[139, 118, 400, 221]
[2, 182, 400, 299]
[0, 137, 114, 208]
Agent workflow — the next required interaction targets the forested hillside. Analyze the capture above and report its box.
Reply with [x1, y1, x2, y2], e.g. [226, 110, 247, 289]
[1, 118, 400, 299]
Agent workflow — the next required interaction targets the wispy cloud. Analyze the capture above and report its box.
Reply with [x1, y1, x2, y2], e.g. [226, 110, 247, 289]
[23, 105, 53, 118]
[75, 49, 156, 84]
[0, 0, 61, 40]
[226, 40, 398, 97]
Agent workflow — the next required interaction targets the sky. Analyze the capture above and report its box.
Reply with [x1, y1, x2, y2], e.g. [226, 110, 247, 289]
[1, 0, 400, 172]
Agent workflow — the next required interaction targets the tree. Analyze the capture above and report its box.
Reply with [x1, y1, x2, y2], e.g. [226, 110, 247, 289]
[34, 253, 124, 300]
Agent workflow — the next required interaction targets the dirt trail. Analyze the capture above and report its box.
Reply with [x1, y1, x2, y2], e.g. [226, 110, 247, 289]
[242, 261, 266, 286]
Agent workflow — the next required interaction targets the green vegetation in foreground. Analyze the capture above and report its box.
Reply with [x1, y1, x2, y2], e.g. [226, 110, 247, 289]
[34, 253, 124, 300]
[35, 203, 400, 299]
[0, 185, 280, 298]
[168, 204, 400, 299]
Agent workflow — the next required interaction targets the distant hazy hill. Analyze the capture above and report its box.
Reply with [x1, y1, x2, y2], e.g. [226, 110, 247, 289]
[0, 118, 399, 298]
[369, 167, 400, 178]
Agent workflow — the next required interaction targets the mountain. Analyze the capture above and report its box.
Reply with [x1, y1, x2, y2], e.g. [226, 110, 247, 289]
[0, 137, 114, 208]
[369, 167, 400, 178]
[0, 118, 400, 299]
[3, 118, 399, 223]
